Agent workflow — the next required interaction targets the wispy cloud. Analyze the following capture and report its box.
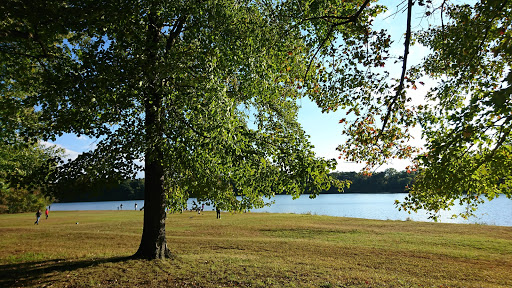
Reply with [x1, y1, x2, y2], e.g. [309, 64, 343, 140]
[42, 141, 81, 161]
[73, 135, 99, 151]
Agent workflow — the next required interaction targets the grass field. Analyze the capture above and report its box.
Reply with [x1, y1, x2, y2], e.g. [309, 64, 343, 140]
[0, 210, 511, 287]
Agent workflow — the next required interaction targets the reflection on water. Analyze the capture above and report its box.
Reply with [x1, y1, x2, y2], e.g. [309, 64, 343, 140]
[50, 193, 512, 226]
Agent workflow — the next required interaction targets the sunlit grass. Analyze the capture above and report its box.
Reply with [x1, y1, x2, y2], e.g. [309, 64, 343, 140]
[0, 210, 511, 287]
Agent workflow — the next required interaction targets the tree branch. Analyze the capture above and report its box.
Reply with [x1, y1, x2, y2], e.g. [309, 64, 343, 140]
[304, 26, 334, 79]
[304, 0, 372, 78]
[376, 0, 413, 140]
[165, 15, 187, 54]
[463, 1, 507, 74]
[302, 0, 371, 26]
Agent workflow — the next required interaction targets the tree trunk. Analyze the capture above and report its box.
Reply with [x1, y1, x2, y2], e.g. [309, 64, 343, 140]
[134, 82, 172, 259]
[134, 91, 172, 259]
[133, 146, 172, 259]
[133, 10, 172, 260]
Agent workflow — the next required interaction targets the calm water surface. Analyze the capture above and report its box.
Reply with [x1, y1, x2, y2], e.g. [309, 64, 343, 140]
[50, 193, 512, 226]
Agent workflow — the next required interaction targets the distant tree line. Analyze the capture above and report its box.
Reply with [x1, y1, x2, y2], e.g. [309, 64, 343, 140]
[325, 168, 415, 194]
[57, 179, 145, 202]
[56, 168, 414, 202]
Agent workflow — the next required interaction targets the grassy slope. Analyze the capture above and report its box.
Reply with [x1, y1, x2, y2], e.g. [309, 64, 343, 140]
[0, 211, 511, 287]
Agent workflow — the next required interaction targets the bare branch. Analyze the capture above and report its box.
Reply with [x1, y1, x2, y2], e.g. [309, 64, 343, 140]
[304, 25, 334, 79]
[377, 0, 413, 140]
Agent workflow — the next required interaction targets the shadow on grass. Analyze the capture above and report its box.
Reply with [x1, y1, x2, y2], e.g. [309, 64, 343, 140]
[0, 256, 132, 287]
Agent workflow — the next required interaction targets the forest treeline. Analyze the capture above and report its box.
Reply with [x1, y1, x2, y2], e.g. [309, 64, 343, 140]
[58, 179, 145, 202]
[326, 169, 415, 194]
[57, 168, 414, 202]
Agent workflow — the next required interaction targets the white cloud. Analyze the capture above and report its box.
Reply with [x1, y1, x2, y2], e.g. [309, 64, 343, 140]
[74, 135, 99, 151]
[42, 141, 81, 161]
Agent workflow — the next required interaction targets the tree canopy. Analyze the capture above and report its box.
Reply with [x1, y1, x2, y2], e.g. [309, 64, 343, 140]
[0, 0, 383, 258]
[401, 0, 512, 219]
[318, 0, 512, 219]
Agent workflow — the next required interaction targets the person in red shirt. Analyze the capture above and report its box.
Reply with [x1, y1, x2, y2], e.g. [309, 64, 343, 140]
[45, 208, 49, 219]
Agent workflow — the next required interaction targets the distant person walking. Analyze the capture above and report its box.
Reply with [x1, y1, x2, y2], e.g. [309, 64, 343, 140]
[45, 208, 49, 219]
[216, 207, 221, 219]
[34, 210, 42, 225]
[135, 203, 138, 210]
[120, 204, 123, 210]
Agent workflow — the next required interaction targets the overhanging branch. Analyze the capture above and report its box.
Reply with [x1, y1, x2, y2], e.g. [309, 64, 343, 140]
[376, 0, 413, 140]
[304, 0, 372, 79]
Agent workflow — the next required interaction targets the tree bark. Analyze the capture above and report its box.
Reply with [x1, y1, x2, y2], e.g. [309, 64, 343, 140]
[133, 10, 172, 260]
[133, 95, 173, 259]
[134, 144, 172, 259]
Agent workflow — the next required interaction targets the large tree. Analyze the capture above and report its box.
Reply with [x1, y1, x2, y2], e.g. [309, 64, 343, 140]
[1, 0, 382, 258]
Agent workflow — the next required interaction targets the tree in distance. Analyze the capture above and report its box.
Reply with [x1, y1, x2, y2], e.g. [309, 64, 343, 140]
[0, 139, 63, 213]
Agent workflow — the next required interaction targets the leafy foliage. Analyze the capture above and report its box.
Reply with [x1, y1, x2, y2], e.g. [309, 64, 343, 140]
[304, 1, 420, 173]
[3, 0, 509, 223]
[316, 0, 511, 218]
[398, 0, 512, 219]
[0, 0, 392, 211]
[0, 140, 62, 213]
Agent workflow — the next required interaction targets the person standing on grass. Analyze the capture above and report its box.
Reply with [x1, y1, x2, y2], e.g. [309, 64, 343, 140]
[216, 207, 221, 219]
[35, 210, 42, 225]
[135, 203, 138, 210]
[45, 208, 49, 219]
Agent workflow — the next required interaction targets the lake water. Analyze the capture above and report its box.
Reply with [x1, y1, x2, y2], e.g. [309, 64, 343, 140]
[50, 193, 512, 226]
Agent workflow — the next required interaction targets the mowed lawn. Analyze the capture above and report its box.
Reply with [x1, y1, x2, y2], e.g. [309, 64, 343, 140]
[0, 210, 511, 287]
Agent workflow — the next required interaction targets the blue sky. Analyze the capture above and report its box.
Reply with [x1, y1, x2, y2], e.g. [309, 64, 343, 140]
[46, 0, 437, 174]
